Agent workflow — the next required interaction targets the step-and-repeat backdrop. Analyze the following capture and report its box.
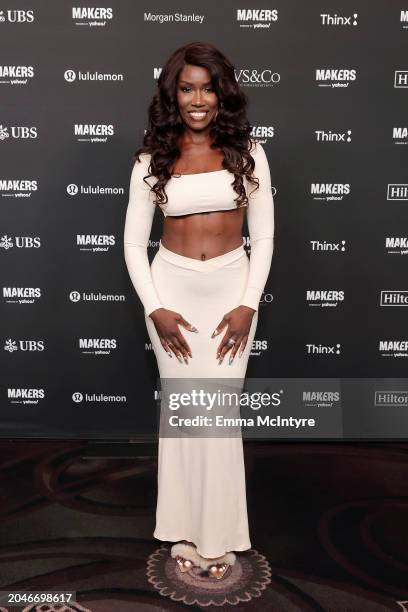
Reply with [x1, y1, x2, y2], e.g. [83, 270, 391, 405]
[1, 2, 407, 439]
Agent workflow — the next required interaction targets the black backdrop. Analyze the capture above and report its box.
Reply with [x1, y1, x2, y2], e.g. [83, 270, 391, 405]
[1, 1, 407, 438]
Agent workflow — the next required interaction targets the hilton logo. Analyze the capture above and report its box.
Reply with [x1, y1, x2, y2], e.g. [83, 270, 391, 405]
[374, 391, 408, 407]
[387, 184, 408, 200]
[394, 71, 408, 88]
[380, 291, 408, 306]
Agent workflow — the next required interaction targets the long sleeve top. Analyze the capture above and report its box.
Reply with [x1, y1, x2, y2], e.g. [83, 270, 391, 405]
[123, 140, 274, 316]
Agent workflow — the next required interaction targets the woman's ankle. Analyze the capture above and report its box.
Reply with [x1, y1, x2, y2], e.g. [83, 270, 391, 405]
[196, 551, 236, 570]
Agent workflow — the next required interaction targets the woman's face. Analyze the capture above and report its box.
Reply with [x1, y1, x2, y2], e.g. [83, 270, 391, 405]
[176, 64, 219, 131]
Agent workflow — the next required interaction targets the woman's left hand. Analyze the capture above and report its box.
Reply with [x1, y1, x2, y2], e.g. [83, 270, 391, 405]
[212, 305, 256, 364]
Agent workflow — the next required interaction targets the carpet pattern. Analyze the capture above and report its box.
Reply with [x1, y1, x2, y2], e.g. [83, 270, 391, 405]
[0, 441, 406, 611]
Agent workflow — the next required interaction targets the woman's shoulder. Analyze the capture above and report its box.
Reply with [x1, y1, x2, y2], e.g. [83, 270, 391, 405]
[248, 138, 266, 160]
[134, 151, 152, 167]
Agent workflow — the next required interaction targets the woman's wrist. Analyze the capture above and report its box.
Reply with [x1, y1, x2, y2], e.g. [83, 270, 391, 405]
[238, 304, 256, 315]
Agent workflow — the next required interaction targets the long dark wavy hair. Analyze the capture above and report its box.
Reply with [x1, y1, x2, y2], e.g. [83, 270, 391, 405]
[132, 41, 259, 208]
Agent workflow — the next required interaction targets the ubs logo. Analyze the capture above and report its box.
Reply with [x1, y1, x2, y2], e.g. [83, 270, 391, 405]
[4, 339, 45, 352]
[0, 235, 41, 249]
[0, 124, 37, 140]
[0, 9, 34, 22]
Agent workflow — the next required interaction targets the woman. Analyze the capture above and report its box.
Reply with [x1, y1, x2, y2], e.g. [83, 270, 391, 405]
[123, 41, 274, 580]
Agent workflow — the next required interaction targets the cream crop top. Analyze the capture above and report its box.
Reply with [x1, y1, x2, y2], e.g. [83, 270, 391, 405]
[123, 140, 275, 316]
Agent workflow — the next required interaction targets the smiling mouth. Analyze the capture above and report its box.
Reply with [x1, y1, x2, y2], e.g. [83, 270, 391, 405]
[188, 111, 208, 121]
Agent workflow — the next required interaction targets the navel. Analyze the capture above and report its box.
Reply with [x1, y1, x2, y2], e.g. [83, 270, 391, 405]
[201, 253, 206, 260]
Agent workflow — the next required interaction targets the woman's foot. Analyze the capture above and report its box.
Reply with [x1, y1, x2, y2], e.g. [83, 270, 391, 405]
[170, 541, 201, 573]
[196, 551, 236, 579]
[208, 561, 230, 580]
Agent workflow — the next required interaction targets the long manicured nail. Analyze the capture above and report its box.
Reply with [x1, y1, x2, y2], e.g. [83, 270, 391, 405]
[183, 356, 188, 364]
[176, 354, 183, 363]
[211, 330, 219, 338]
[218, 357, 223, 365]
[167, 351, 173, 358]
[190, 326, 199, 333]
[229, 355, 234, 365]
[238, 350, 243, 358]
[188, 352, 192, 358]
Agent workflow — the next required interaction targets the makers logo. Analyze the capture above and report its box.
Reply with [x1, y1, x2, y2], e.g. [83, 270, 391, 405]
[306, 290, 345, 308]
[315, 68, 357, 88]
[72, 6, 113, 27]
[74, 123, 115, 144]
[76, 234, 115, 253]
[0, 9, 34, 23]
[0, 65, 34, 85]
[236, 8, 278, 29]
[393, 126, 408, 145]
[302, 390, 341, 408]
[401, 10, 408, 28]
[385, 236, 408, 255]
[7, 387, 45, 405]
[250, 127, 275, 141]
[311, 183, 351, 202]
[250, 339, 268, 357]
[3, 286, 42, 304]
[0, 235, 41, 249]
[0, 124, 37, 140]
[320, 13, 358, 26]
[315, 129, 352, 143]
[0, 178, 38, 197]
[78, 338, 117, 355]
[378, 340, 408, 358]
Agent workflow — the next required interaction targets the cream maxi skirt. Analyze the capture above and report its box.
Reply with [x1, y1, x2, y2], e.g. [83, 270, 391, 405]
[144, 240, 258, 558]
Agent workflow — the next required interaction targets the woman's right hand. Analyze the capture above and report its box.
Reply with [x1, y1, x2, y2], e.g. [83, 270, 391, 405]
[149, 308, 198, 363]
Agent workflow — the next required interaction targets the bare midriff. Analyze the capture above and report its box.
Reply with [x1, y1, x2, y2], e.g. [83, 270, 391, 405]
[161, 207, 246, 261]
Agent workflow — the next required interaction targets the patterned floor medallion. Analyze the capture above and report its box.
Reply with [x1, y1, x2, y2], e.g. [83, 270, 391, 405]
[147, 545, 272, 606]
